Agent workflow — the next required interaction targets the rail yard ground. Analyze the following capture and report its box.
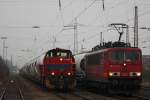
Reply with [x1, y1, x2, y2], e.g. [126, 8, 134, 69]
[0, 73, 150, 100]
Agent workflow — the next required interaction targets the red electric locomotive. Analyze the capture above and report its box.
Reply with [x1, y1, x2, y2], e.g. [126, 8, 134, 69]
[20, 48, 76, 90]
[75, 42, 142, 93]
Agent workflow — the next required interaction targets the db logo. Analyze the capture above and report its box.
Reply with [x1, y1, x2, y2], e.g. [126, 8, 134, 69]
[121, 66, 127, 72]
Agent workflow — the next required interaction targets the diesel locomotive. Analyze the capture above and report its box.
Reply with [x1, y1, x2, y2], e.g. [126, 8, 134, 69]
[20, 48, 76, 90]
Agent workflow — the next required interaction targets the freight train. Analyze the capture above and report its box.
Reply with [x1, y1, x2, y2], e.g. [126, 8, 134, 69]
[20, 48, 76, 90]
[75, 42, 142, 94]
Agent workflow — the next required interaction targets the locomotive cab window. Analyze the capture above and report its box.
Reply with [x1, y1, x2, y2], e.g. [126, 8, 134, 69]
[46, 51, 53, 58]
[56, 52, 67, 57]
[125, 51, 139, 62]
[111, 51, 124, 62]
[110, 50, 140, 63]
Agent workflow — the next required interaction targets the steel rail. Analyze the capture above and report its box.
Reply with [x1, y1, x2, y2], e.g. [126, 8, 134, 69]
[70, 92, 92, 100]
[19, 88, 25, 100]
[0, 88, 6, 100]
[141, 86, 150, 90]
[133, 95, 150, 100]
[53, 92, 92, 100]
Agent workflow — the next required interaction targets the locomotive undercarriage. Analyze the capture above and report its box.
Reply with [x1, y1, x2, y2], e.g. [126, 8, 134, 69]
[83, 77, 141, 94]
[105, 77, 142, 95]
[43, 76, 76, 90]
[108, 77, 141, 90]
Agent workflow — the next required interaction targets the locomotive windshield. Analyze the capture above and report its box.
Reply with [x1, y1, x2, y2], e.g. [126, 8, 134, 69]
[46, 50, 72, 58]
[110, 50, 140, 62]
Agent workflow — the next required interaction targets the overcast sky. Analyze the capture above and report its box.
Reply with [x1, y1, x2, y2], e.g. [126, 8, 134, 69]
[0, 0, 150, 68]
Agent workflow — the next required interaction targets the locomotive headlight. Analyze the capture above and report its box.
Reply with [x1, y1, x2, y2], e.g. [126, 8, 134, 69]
[136, 72, 141, 76]
[60, 58, 63, 61]
[123, 63, 126, 66]
[51, 72, 55, 76]
[109, 72, 113, 76]
[67, 72, 71, 76]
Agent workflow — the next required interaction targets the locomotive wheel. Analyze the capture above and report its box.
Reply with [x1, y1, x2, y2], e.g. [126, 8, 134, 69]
[45, 79, 54, 89]
[41, 77, 54, 89]
[41, 77, 46, 88]
[59, 79, 64, 89]
[68, 80, 76, 90]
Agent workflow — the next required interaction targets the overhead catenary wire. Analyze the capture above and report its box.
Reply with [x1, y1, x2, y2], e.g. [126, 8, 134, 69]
[3, 0, 150, 54]
[57, 0, 97, 33]
[53, 0, 98, 43]
[54, 0, 102, 40]
[39, 0, 150, 51]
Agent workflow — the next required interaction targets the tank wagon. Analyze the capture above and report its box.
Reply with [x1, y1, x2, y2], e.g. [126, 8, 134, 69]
[20, 48, 76, 90]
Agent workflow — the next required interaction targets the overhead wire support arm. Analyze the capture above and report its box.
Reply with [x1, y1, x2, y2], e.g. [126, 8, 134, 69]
[76, 0, 97, 18]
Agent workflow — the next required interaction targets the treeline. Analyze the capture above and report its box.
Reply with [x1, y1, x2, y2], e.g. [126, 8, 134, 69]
[0, 56, 9, 80]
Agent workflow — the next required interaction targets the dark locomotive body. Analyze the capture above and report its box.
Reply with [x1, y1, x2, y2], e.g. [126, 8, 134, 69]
[75, 42, 142, 93]
[20, 48, 76, 90]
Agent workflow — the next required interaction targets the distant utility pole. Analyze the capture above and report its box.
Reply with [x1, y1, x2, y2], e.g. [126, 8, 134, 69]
[81, 38, 85, 52]
[74, 18, 78, 54]
[53, 36, 56, 48]
[1, 37, 7, 60]
[11, 55, 13, 66]
[4, 46, 8, 64]
[134, 6, 138, 47]
[64, 18, 78, 54]
[32, 26, 40, 56]
[59, 0, 61, 11]
[100, 32, 103, 44]
[102, 0, 105, 11]
[126, 25, 129, 44]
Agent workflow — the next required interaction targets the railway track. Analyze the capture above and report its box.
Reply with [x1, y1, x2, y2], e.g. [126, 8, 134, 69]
[15, 75, 150, 100]
[52, 88, 119, 100]
[0, 74, 27, 100]
[0, 86, 25, 100]
[19, 88, 25, 100]
[52, 91, 92, 100]
[0, 88, 6, 100]
[70, 92, 92, 100]
[132, 94, 150, 100]
[142, 86, 150, 91]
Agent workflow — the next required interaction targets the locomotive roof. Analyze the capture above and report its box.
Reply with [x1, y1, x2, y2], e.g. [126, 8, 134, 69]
[50, 48, 71, 52]
[91, 41, 142, 51]
[23, 48, 72, 66]
[86, 47, 142, 56]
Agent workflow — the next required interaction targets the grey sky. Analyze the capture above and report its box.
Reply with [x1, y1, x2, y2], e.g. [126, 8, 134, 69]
[0, 0, 150, 68]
